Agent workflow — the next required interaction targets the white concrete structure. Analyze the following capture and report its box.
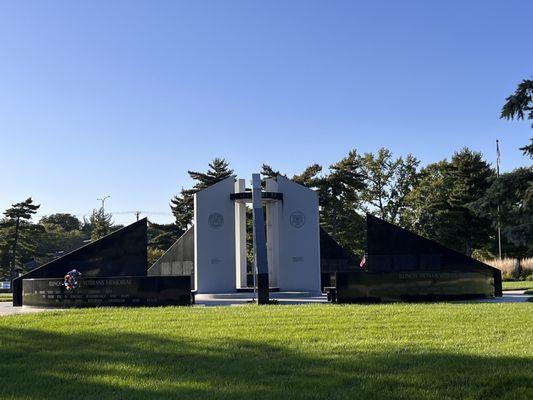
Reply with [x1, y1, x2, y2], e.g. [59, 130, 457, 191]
[265, 176, 321, 292]
[193, 174, 321, 294]
[194, 176, 236, 293]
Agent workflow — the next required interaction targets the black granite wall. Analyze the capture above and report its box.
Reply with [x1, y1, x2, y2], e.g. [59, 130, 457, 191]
[22, 275, 191, 307]
[13, 219, 148, 306]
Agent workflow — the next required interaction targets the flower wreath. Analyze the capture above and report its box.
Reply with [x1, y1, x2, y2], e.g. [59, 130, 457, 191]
[64, 269, 82, 290]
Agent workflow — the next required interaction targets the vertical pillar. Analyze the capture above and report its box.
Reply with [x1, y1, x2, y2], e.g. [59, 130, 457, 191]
[235, 179, 247, 288]
[252, 173, 269, 304]
[265, 178, 280, 288]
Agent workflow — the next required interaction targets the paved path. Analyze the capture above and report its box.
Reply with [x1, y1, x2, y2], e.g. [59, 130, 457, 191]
[0, 291, 530, 315]
[474, 290, 532, 303]
[0, 302, 65, 316]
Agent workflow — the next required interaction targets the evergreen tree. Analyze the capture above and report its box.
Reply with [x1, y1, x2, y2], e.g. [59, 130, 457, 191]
[259, 155, 366, 255]
[315, 151, 366, 255]
[89, 207, 113, 240]
[3, 198, 40, 280]
[500, 79, 533, 157]
[188, 158, 234, 188]
[293, 163, 322, 187]
[469, 167, 533, 257]
[261, 164, 284, 179]
[409, 149, 494, 256]
[147, 221, 183, 256]
[170, 158, 234, 229]
[444, 149, 494, 255]
[169, 188, 194, 231]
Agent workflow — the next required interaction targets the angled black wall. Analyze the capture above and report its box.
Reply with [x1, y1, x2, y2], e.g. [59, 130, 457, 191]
[13, 218, 148, 306]
[320, 227, 360, 270]
[320, 227, 361, 290]
[365, 214, 502, 295]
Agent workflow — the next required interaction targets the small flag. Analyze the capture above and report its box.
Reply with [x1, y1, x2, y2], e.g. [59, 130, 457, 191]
[359, 255, 366, 268]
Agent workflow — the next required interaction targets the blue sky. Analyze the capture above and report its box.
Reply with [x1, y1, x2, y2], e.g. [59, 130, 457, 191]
[0, 0, 532, 224]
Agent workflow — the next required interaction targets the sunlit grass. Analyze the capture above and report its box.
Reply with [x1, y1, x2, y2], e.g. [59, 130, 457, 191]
[0, 293, 12, 302]
[0, 303, 532, 399]
[502, 281, 533, 291]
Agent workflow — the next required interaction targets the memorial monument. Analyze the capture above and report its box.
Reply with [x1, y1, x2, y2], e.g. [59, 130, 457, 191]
[13, 173, 502, 307]
[13, 218, 192, 307]
[149, 174, 323, 302]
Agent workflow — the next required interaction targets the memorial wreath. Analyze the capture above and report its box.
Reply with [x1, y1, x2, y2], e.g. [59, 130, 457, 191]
[64, 269, 82, 290]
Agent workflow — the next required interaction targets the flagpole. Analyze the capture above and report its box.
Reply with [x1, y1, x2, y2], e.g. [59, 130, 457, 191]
[496, 139, 502, 260]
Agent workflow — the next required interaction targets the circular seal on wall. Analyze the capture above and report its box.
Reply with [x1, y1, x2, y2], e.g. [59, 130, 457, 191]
[290, 211, 306, 228]
[208, 212, 224, 229]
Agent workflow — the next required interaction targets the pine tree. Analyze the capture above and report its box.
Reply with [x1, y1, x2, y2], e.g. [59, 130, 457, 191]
[188, 158, 234, 189]
[500, 79, 533, 157]
[3, 198, 40, 280]
[169, 188, 195, 231]
[315, 151, 366, 255]
[409, 149, 494, 256]
[469, 167, 533, 257]
[89, 207, 113, 240]
[170, 158, 234, 229]
[261, 164, 284, 179]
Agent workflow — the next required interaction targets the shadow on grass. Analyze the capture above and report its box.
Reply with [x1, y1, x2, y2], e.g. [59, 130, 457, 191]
[0, 326, 531, 400]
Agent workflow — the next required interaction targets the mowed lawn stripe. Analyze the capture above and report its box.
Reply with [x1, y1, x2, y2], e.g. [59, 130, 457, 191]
[0, 303, 531, 400]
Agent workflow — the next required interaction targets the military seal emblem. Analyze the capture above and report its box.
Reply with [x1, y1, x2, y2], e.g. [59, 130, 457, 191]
[290, 211, 305, 228]
[208, 212, 224, 229]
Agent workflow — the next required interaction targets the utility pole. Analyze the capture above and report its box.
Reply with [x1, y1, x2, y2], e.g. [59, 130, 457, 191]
[496, 140, 502, 260]
[97, 195, 110, 211]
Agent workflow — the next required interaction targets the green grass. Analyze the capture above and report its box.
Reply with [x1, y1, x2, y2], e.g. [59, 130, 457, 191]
[0, 304, 532, 400]
[502, 281, 533, 291]
[0, 292, 12, 302]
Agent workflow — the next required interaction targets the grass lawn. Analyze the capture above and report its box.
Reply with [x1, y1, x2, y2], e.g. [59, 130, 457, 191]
[0, 293, 12, 302]
[0, 304, 532, 400]
[502, 281, 533, 291]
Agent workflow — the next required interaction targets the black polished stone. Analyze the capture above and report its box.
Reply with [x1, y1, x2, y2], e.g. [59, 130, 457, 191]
[367, 215, 500, 278]
[319, 227, 361, 290]
[330, 215, 502, 302]
[22, 276, 191, 307]
[13, 219, 148, 306]
[333, 269, 497, 302]
[230, 192, 283, 201]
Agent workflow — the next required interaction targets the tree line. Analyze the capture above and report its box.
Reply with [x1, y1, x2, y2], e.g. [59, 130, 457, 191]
[169, 148, 532, 261]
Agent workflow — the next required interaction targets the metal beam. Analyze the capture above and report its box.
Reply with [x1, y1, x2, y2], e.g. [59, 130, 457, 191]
[251, 173, 269, 304]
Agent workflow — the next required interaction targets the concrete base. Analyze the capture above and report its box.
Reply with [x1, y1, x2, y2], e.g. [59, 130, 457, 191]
[194, 291, 327, 306]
